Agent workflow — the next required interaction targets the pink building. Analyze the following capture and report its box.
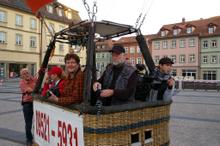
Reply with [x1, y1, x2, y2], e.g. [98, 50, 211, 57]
[151, 18, 201, 79]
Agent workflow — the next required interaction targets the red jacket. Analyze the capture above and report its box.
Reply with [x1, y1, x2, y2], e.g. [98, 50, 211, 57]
[41, 79, 64, 97]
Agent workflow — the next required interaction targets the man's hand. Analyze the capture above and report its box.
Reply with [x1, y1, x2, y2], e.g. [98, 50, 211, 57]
[26, 87, 33, 92]
[93, 82, 102, 91]
[100, 89, 114, 97]
[167, 78, 175, 87]
[48, 92, 58, 102]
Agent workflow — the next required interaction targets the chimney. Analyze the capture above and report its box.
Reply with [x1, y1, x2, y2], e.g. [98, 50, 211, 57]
[182, 17, 185, 23]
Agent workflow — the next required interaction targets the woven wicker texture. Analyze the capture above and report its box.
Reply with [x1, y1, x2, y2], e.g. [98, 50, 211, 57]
[84, 104, 170, 146]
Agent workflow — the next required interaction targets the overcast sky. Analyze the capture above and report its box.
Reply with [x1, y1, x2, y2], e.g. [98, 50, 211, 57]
[58, 0, 220, 34]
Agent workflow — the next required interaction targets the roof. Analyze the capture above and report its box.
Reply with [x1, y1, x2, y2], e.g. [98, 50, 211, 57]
[0, 0, 81, 24]
[116, 34, 157, 44]
[154, 16, 220, 39]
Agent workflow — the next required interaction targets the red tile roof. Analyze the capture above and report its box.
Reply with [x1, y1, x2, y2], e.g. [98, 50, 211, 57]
[0, 0, 81, 24]
[154, 16, 220, 39]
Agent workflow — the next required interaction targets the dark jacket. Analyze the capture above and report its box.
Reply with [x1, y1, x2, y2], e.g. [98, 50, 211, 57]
[98, 63, 137, 105]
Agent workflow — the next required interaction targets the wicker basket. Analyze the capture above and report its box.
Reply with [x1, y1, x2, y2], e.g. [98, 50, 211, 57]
[34, 97, 171, 146]
[81, 101, 171, 146]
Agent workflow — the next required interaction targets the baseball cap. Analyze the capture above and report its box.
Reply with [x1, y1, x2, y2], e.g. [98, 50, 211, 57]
[48, 66, 63, 76]
[109, 45, 125, 54]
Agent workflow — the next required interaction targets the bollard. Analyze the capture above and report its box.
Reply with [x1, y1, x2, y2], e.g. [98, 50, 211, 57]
[0, 79, 3, 86]
[178, 80, 182, 90]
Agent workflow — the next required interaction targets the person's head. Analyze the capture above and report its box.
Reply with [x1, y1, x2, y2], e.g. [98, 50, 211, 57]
[109, 44, 126, 65]
[20, 68, 31, 81]
[48, 66, 63, 81]
[64, 53, 80, 73]
[158, 57, 174, 74]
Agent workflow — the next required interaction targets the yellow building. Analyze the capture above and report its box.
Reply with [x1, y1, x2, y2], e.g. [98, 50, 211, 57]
[0, 0, 81, 78]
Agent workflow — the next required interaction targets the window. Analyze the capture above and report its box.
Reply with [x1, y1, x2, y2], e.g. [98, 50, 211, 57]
[124, 47, 128, 53]
[179, 39, 186, 48]
[59, 44, 64, 53]
[96, 53, 100, 58]
[102, 53, 105, 58]
[173, 29, 178, 36]
[202, 56, 208, 63]
[96, 45, 100, 49]
[171, 69, 177, 76]
[161, 31, 166, 37]
[144, 130, 153, 144]
[130, 58, 135, 65]
[137, 47, 141, 53]
[131, 133, 140, 146]
[203, 71, 216, 80]
[57, 8, 63, 16]
[188, 38, 196, 47]
[182, 69, 196, 78]
[189, 54, 195, 63]
[137, 57, 142, 64]
[0, 32, 6, 43]
[170, 55, 176, 63]
[211, 40, 217, 48]
[0, 10, 6, 22]
[15, 14, 23, 26]
[15, 34, 22, 45]
[211, 56, 217, 63]
[101, 45, 106, 49]
[48, 23, 55, 34]
[162, 41, 168, 49]
[154, 56, 160, 63]
[202, 40, 208, 48]
[130, 47, 135, 53]
[30, 36, 36, 48]
[171, 40, 176, 48]
[30, 18, 37, 29]
[67, 11, 72, 19]
[186, 27, 193, 34]
[154, 41, 160, 49]
[47, 5, 53, 13]
[179, 55, 185, 63]
[208, 27, 215, 34]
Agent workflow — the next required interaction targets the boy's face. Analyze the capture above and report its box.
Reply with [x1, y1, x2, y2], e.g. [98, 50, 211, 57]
[159, 64, 172, 74]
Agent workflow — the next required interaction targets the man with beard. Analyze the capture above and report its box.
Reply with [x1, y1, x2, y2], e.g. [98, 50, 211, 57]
[93, 45, 137, 106]
[48, 53, 84, 105]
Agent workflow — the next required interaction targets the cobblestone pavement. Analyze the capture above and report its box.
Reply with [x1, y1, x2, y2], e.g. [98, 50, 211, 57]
[170, 90, 220, 146]
[0, 79, 220, 146]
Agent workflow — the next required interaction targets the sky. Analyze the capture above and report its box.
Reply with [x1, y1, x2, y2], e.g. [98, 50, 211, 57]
[58, 0, 220, 35]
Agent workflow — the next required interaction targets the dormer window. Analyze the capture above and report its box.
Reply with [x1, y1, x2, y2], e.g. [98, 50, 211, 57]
[57, 8, 63, 17]
[160, 28, 169, 37]
[161, 31, 166, 37]
[173, 29, 178, 36]
[47, 5, 53, 13]
[187, 27, 193, 34]
[66, 11, 72, 19]
[208, 26, 215, 34]
[173, 27, 181, 36]
[208, 23, 217, 34]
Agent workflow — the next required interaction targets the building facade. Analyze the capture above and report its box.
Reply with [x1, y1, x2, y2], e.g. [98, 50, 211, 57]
[0, 0, 81, 78]
[200, 17, 220, 80]
[95, 40, 113, 77]
[152, 18, 202, 79]
[151, 16, 220, 80]
[115, 35, 153, 67]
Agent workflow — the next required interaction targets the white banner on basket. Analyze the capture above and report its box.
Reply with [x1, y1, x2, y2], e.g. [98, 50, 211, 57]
[33, 100, 84, 146]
